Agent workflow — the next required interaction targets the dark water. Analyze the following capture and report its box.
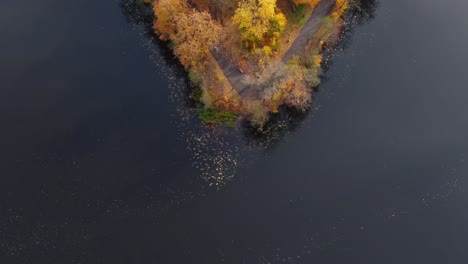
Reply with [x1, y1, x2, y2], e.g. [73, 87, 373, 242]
[1, 0, 468, 263]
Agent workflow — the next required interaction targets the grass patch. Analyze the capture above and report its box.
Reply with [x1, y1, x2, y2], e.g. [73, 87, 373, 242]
[193, 88, 238, 127]
[197, 106, 238, 126]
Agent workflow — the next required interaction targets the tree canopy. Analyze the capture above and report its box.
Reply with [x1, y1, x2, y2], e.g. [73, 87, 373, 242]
[154, 0, 222, 69]
[172, 10, 223, 69]
[232, 0, 286, 49]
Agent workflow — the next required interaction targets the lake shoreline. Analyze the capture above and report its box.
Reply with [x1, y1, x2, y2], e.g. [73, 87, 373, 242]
[136, 0, 368, 128]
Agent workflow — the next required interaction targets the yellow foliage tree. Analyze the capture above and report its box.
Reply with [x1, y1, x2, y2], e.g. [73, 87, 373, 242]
[232, 0, 286, 49]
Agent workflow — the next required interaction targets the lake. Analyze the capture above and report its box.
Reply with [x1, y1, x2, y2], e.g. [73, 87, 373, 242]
[1, 0, 468, 263]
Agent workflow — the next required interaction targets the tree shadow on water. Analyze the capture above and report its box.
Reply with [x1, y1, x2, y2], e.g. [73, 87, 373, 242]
[119, 0, 186, 70]
[119, 0, 154, 25]
[353, 0, 378, 23]
[242, 106, 311, 151]
[119, 0, 379, 152]
[119, 0, 195, 105]
[242, 0, 379, 150]
[325, 0, 378, 57]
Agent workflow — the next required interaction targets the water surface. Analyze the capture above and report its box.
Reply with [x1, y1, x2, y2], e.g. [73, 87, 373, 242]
[1, 0, 468, 263]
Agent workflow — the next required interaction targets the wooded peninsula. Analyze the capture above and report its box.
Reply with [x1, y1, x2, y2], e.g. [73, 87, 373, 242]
[144, 0, 362, 127]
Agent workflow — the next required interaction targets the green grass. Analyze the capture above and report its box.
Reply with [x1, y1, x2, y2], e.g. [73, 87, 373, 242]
[193, 88, 238, 127]
[197, 105, 238, 126]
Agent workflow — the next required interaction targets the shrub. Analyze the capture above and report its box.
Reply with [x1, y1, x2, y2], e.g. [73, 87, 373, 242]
[188, 69, 202, 86]
[284, 82, 312, 111]
[199, 90, 213, 108]
[304, 67, 322, 87]
[245, 101, 269, 127]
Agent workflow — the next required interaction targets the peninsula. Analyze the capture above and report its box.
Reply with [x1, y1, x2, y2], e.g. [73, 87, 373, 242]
[150, 0, 354, 126]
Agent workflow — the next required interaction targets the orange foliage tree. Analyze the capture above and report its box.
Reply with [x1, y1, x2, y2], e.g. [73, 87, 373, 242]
[153, 0, 187, 40]
[172, 11, 223, 69]
[154, 0, 222, 69]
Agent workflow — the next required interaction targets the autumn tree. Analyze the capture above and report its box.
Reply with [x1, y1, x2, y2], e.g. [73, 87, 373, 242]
[232, 0, 286, 50]
[171, 10, 223, 69]
[154, 0, 222, 69]
[153, 0, 187, 40]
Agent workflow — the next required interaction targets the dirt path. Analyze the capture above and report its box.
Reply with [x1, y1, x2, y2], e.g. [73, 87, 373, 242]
[282, 0, 336, 63]
[211, 0, 336, 99]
